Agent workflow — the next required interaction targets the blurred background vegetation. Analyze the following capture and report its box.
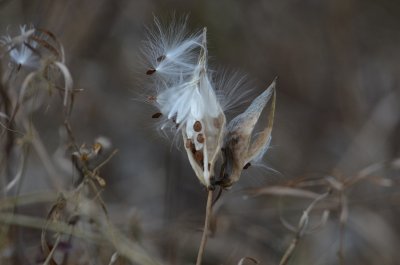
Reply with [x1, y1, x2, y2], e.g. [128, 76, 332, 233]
[1, 0, 400, 264]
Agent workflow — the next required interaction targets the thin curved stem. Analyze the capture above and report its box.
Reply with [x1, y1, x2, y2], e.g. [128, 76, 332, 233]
[196, 189, 213, 265]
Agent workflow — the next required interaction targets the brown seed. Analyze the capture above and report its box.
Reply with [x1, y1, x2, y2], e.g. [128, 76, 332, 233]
[193, 121, 202, 132]
[157, 55, 166, 62]
[243, 162, 251, 169]
[146, 68, 156, 75]
[194, 150, 203, 163]
[152, 112, 162, 118]
[197, 133, 204, 143]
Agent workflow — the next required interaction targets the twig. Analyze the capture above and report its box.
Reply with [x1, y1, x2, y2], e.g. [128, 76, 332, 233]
[108, 252, 119, 265]
[93, 149, 118, 172]
[279, 235, 299, 265]
[63, 119, 80, 153]
[196, 189, 213, 265]
[279, 191, 331, 265]
[42, 235, 61, 265]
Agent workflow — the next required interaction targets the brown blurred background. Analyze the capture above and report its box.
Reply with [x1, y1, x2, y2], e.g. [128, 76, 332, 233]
[1, 0, 400, 264]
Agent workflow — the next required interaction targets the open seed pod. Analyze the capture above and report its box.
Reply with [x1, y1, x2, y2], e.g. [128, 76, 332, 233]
[217, 79, 276, 188]
[181, 28, 226, 187]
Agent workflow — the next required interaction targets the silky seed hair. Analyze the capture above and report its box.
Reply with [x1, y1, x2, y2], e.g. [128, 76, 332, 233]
[142, 15, 203, 82]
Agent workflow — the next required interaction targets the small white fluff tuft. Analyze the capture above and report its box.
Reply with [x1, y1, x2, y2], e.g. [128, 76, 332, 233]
[142, 15, 203, 80]
[0, 25, 39, 68]
[214, 70, 254, 114]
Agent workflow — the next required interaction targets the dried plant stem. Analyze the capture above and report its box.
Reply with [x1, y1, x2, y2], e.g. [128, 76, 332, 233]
[0, 213, 160, 265]
[279, 190, 331, 265]
[279, 235, 299, 265]
[42, 235, 60, 265]
[196, 189, 213, 265]
[0, 191, 57, 210]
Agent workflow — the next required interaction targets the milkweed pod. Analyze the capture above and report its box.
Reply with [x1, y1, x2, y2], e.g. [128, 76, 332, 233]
[180, 28, 226, 187]
[217, 79, 276, 188]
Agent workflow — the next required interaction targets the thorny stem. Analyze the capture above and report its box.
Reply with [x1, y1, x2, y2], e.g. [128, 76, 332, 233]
[196, 189, 213, 265]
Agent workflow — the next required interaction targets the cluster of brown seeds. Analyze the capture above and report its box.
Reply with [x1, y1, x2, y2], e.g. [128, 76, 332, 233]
[184, 120, 211, 171]
[186, 138, 203, 167]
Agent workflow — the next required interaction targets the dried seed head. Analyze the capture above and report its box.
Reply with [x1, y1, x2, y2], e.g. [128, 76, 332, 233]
[142, 19, 227, 188]
[1, 25, 66, 69]
[179, 28, 226, 187]
[0, 25, 39, 68]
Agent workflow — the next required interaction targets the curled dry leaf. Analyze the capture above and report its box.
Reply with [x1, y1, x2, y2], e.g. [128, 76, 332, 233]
[217, 79, 276, 188]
